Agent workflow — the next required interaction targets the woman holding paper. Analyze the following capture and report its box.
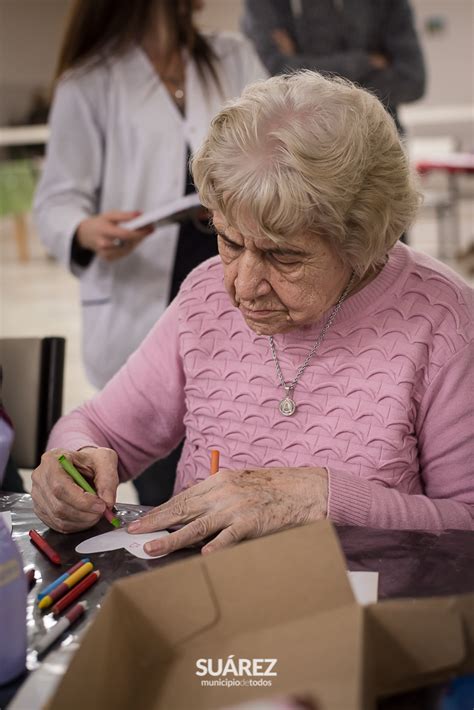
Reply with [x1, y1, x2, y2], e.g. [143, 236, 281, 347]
[34, 0, 265, 390]
[31, 72, 474, 545]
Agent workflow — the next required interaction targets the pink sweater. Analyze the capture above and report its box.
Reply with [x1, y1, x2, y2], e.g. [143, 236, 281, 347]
[50, 243, 474, 530]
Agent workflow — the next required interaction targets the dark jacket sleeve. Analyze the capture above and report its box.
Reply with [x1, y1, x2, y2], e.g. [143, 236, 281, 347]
[242, 0, 291, 75]
[242, 0, 373, 79]
[363, 0, 426, 106]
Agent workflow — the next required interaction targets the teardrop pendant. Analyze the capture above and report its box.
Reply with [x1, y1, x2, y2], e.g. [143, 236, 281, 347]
[279, 395, 296, 417]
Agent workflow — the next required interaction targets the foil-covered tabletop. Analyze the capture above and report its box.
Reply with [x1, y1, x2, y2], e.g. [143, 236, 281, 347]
[338, 524, 474, 599]
[2, 493, 473, 709]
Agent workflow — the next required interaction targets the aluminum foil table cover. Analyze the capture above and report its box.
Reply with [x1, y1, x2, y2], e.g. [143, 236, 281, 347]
[2, 493, 474, 709]
[337, 524, 474, 599]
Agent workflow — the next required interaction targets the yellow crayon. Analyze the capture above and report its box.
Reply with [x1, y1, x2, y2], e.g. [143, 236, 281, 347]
[38, 561, 94, 610]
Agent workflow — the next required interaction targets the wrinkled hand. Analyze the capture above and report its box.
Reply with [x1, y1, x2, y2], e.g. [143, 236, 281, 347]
[272, 29, 296, 56]
[128, 467, 328, 556]
[76, 211, 154, 261]
[31, 447, 119, 533]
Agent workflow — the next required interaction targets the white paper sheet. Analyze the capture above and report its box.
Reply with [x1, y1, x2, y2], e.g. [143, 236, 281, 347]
[0, 510, 12, 532]
[121, 193, 202, 230]
[76, 528, 170, 560]
[347, 570, 379, 605]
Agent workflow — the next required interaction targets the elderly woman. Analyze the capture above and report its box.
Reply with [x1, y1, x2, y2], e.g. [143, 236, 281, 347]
[31, 72, 473, 554]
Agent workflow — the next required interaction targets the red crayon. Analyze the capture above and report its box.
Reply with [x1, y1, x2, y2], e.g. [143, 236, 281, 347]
[29, 529, 61, 566]
[39, 562, 93, 609]
[37, 558, 90, 601]
[52, 570, 100, 616]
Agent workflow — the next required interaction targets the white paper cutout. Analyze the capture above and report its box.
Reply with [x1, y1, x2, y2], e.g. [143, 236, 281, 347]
[347, 570, 379, 605]
[0, 511, 12, 532]
[76, 528, 170, 560]
[121, 193, 201, 230]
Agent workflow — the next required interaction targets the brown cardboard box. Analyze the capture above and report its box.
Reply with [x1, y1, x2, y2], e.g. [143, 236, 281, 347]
[47, 521, 474, 710]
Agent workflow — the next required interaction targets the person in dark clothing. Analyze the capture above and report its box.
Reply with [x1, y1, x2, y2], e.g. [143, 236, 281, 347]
[242, 0, 426, 134]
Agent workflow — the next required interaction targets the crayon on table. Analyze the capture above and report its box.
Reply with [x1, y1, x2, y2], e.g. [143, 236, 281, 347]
[36, 601, 88, 656]
[38, 561, 94, 609]
[52, 570, 100, 616]
[57, 455, 121, 528]
[29, 529, 61, 565]
[37, 558, 90, 601]
[210, 450, 220, 475]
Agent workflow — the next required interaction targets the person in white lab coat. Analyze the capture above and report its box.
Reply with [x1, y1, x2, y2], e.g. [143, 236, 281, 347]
[34, 0, 266, 504]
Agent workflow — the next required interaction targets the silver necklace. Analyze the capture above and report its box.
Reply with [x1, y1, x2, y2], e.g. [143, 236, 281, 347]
[269, 273, 356, 417]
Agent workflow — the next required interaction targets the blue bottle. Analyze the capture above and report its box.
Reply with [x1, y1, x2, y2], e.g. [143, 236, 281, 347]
[0, 516, 27, 685]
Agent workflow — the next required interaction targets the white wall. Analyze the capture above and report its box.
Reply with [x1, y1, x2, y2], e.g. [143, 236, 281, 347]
[413, 0, 474, 107]
[198, 0, 243, 32]
[0, 0, 70, 123]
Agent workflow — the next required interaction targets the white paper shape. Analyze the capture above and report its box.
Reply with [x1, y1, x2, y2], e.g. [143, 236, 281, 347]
[347, 570, 379, 605]
[76, 528, 170, 560]
[0, 511, 12, 532]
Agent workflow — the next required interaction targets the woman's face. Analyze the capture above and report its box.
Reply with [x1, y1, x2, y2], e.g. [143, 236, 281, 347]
[213, 211, 352, 336]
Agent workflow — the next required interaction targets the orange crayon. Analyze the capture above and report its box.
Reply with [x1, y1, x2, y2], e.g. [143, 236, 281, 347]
[210, 449, 220, 475]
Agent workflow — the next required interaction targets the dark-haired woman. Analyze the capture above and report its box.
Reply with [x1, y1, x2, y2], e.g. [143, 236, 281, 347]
[34, 0, 265, 504]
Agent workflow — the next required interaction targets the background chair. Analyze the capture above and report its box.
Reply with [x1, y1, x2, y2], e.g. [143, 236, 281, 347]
[0, 337, 65, 469]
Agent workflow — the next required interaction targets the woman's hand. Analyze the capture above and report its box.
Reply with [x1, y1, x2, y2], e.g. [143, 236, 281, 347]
[76, 211, 154, 261]
[272, 29, 296, 56]
[31, 447, 119, 533]
[369, 52, 389, 70]
[128, 467, 328, 555]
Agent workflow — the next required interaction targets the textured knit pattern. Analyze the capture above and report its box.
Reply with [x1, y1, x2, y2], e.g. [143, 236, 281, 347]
[49, 243, 474, 530]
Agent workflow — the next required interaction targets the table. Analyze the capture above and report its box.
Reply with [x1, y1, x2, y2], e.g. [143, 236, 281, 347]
[399, 104, 474, 131]
[416, 153, 474, 173]
[0, 126, 49, 148]
[415, 152, 474, 259]
[2, 493, 474, 709]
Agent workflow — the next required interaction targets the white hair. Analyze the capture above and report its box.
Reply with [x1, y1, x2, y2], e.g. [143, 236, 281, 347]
[192, 70, 421, 275]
